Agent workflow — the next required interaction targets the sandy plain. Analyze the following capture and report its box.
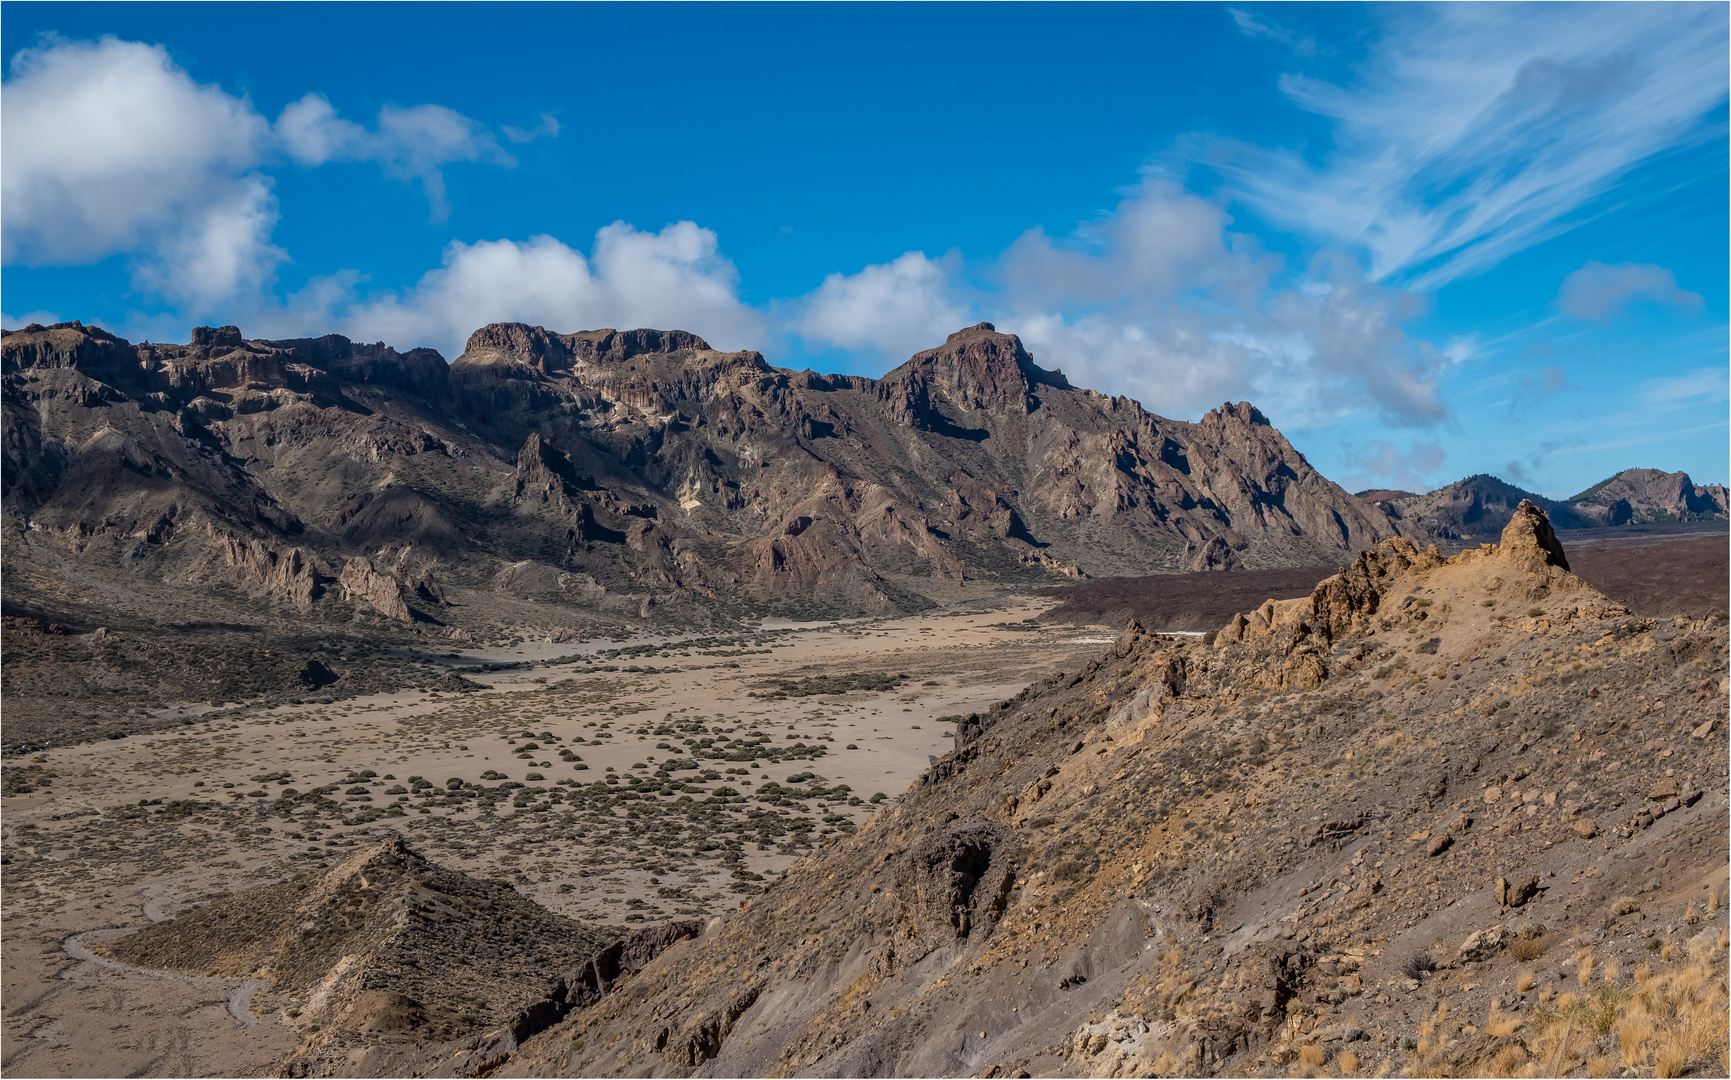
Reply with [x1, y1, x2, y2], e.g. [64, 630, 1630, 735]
[1, 597, 1113, 1078]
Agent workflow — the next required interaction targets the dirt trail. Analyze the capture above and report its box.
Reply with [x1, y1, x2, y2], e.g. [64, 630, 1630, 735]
[62, 927, 270, 1028]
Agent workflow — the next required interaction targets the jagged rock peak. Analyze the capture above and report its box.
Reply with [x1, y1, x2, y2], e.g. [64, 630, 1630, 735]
[1500, 498, 1570, 572]
[457, 323, 716, 372]
[904, 322, 1069, 388]
[1203, 400, 1272, 428]
[189, 325, 246, 348]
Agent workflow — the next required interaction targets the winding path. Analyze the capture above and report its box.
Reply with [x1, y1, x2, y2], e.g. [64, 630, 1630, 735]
[62, 927, 271, 1028]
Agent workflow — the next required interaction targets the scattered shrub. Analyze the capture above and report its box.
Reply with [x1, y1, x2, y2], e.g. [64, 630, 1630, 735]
[1402, 951, 1437, 980]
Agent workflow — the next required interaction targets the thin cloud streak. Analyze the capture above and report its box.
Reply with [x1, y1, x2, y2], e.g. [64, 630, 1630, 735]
[1211, 4, 1729, 289]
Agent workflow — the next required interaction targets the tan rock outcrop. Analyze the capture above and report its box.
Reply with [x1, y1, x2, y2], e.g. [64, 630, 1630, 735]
[338, 558, 413, 621]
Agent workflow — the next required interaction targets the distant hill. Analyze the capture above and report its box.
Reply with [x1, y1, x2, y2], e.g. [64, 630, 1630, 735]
[1364, 470, 1726, 541]
[1566, 467, 1730, 523]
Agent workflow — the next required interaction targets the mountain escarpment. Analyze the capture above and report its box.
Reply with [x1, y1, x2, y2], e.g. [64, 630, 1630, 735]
[2, 319, 1393, 632]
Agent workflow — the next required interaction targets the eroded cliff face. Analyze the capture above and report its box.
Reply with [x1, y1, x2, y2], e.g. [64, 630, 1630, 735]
[3, 318, 1393, 623]
[490, 504, 1728, 1079]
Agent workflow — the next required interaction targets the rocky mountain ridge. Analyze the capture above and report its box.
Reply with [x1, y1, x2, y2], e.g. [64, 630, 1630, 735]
[2, 319, 1397, 629]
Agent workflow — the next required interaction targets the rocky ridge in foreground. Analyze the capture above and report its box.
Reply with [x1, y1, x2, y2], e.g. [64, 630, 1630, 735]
[476, 504, 1727, 1078]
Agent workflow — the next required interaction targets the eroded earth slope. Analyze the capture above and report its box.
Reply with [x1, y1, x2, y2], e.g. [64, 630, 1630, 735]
[488, 504, 1730, 1079]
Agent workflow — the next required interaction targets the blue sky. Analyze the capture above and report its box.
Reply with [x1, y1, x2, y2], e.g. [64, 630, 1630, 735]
[3, 2, 1726, 497]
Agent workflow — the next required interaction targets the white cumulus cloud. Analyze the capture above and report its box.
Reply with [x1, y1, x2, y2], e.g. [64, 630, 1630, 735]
[310, 222, 764, 359]
[2, 34, 545, 311]
[785, 179, 1455, 426]
[790, 251, 973, 363]
[1, 35, 279, 308]
[275, 94, 519, 220]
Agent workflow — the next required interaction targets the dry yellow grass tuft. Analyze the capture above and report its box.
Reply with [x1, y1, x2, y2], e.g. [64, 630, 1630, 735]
[1602, 958, 1622, 985]
[1577, 950, 1596, 987]
[1510, 936, 1545, 962]
[1616, 1012, 1655, 1067]
[1524, 954, 1730, 1080]
[1655, 1044, 1689, 1078]
[1298, 1043, 1325, 1068]
[1486, 1042, 1526, 1076]
[1516, 969, 1535, 993]
[1486, 1005, 1524, 1037]
[1684, 901, 1700, 926]
[1524, 1017, 1594, 1077]
[1709, 885, 1721, 913]
[1337, 1049, 1358, 1073]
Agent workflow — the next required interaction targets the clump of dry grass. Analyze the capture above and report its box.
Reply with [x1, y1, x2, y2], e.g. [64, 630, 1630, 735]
[1487, 1042, 1527, 1076]
[1610, 895, 1642, 916]
[1337, 1049, 1359, 1073]
[1616, 1011, 1655, 1067]
[1486, 1005, 1524, 1037]
[1524, 1015, 1595, 1077]
[1602, 958, 1622, 985]
[1684, 901, 1700, 926]
[1516, 969, 1535, 993]
[1709, 885, 1721, 913]
[1527, 954, 1728, 1080]
[1298, 1043, 1325, 1068]
[1510, 935, 1547, 962]
[1577, 949, 1596, 987]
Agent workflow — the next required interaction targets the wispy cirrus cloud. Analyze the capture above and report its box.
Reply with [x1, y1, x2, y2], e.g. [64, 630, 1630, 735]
[1211, 3, 1729, 289]
[1226, 7, 1317, 58]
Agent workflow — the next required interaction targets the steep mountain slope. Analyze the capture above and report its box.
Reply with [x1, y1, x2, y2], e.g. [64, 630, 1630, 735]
[1, 319, 1395, 628]
[492, 504, 1729, 1078]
